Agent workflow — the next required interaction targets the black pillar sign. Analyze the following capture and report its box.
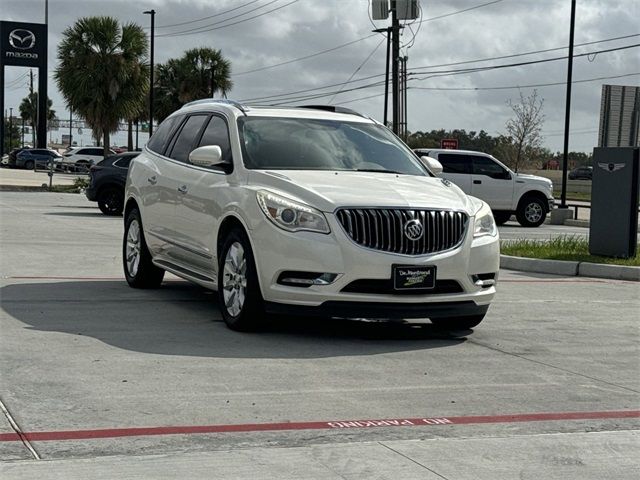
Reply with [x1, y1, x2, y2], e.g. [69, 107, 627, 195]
[0, 21, 48, 156]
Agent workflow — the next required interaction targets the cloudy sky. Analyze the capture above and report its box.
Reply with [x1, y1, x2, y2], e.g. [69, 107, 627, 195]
[2, 0, 639, 152]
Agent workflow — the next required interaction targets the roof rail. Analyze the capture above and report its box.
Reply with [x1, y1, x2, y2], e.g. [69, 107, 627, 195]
[298, 105, 366, 118]
[183, 98, 248, 114]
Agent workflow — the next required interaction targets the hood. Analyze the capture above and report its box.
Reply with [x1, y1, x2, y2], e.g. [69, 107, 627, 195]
[515, 172, 553, 187]
[248, 170, 473, 213]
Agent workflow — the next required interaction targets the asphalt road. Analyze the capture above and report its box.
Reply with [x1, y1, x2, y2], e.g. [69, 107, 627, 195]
[1, 192, 638, 479]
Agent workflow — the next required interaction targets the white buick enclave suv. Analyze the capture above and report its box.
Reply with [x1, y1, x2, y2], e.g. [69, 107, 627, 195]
[123, 100, 499, 331]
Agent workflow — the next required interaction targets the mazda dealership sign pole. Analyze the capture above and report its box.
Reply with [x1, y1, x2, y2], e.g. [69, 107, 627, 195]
[0, 21, 48, 157]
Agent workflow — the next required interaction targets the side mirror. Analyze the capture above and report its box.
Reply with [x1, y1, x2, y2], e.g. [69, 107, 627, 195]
[420, 156, 443, 175]
[188, 145, 226, 168]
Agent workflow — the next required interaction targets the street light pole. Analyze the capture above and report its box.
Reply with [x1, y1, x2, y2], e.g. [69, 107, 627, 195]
[560, 0, 576, 209]
[143, 9, 156, 137]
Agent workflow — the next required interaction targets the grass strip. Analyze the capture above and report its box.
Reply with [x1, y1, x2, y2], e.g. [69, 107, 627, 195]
[501, 235, 639, 266]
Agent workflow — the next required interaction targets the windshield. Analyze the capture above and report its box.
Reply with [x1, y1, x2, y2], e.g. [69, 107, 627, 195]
[237, 116, 429, 176]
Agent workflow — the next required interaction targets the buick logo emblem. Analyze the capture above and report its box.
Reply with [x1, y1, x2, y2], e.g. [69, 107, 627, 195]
[404, 219, 424, 241]
[597, 162, 624, 173]
[9, 29, 36, 50]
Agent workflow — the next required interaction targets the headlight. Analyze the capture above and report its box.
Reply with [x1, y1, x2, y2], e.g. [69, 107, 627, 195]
[473, 202, 498, 237]
[257, 190, 330, 234]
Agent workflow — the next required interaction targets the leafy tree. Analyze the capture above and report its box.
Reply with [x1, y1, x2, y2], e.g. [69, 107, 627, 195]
[55, 16, 149, 156]
[3, 119, 21, 152]
[154, 48, 232, 122]
[504, 90, 545, 172]
[18, 92, 56, 147]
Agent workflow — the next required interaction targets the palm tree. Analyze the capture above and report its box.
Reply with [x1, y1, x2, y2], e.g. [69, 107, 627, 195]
[18, 92, 56, 147]
[154, 48, 232, 122]
[54, 16, 149, 156]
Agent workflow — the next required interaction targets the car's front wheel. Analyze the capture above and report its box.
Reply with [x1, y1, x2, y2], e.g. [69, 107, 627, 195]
[493, 211, 512, 226]
[431, 314, 486, 330]
[516, 196, 547, 227]
[23, 160, 34, 170]
[218, 228, 265, 331]
[123, 208, 164, 288]
[98, 187, 124, 215]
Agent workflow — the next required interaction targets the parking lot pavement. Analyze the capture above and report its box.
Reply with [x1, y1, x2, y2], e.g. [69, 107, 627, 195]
[1, 192, 639, 478]
[0, 167, 79, 188]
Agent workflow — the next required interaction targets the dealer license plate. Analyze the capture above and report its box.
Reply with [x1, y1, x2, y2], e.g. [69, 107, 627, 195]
[392, 265, 436, 290]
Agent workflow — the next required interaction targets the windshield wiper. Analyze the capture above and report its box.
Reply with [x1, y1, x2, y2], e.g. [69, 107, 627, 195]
[353, 168, 403, 175]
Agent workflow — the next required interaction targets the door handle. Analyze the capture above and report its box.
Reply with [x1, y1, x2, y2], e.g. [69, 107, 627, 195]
[473, 180, 482, 184]
[147, 176, 157, 185]
[177, 185, 188, 194]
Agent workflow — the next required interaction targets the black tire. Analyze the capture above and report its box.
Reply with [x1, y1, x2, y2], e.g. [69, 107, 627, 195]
[431, 314, 486, 330]
[23, 160, 34, 170]
[493, 211, 512, 226]
[98, 187, 124, 216]
[218, 228, 265, 331]
[123, 208, 164, 288]
[516, 196, 547, 228]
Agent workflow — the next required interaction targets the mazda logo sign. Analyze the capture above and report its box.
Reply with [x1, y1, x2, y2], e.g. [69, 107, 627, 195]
[9, 29, 36, 50]
[404, 219, 424, 241]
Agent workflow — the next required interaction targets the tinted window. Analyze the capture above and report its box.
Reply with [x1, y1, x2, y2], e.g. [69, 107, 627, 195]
[438, 154, 471, 174]
[88, 148, 104, 156]
[76, 149, 89, 155]
[147, 115, 181, 155]
[113, 157, 133, 169]
[168, 115, 209, 163]
[473, 156, 509, 179]
[198, 116, 232, 165]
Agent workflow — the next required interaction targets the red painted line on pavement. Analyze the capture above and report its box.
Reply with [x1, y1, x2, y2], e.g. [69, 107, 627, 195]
[7, 276, 123, 280]
[0, 410, 637, 443]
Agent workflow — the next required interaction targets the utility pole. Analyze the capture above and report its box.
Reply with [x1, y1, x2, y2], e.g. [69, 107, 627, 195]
[560, 0, 576, 210]
[22, 118, 25, 147]
[69, 109, 73, 147]
[144, 9, 156, 137]
[210, 62, 217, 98]
[391, 0, 400, 135]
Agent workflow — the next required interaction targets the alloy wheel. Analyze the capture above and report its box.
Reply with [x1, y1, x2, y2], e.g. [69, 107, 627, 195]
[125, 219, 141, 277]
[222, 242, 247, 317]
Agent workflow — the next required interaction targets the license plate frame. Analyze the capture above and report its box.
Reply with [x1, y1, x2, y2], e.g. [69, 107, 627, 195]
[392, 265, 437, 291]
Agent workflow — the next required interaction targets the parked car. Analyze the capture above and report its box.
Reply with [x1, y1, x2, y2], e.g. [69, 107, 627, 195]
[86, 152, 140, 215]
[15, 148, 63, 170]
[123, 100, 499, 332]
[61, 146, 115, 171]
[7, 147, 30, 168]
[414, 148, 554, 227]
[568, 166, 592, 180]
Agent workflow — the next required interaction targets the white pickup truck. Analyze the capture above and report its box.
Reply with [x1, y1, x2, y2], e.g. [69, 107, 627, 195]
[415, 148, 554, 227]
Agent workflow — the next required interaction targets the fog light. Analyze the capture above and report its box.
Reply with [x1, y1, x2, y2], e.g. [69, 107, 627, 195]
[278, 271, 338, 287]
[472, 273, 496, 288]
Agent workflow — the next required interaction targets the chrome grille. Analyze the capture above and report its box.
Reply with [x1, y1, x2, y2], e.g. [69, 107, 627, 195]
[335, 208, 468, 255]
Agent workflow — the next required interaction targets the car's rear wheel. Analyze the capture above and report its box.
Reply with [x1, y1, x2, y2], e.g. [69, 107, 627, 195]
[123, 208, 164, 288]
[516, 196, 547, 227]
[218, 228, 265, 331]
[431, 314, 486, 330]
[23, 160, 34, 170]
[98, 187, 124, 215]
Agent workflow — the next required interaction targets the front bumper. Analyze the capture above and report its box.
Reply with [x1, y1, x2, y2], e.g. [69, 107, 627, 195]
[249, 212, 499, 317]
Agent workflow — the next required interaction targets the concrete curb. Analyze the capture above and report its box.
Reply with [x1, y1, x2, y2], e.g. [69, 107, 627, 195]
[500, 254, 639, 281]
[563, 219, 589, 228]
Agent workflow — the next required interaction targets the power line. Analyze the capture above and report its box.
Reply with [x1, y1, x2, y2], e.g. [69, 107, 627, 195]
[334, 72, 639, 106]
[238, 34, 638, 102]
[158, 0, 300, 38]
[409, 72, 640, 91]
[234, 34, 379, 76]
[328, 37, 386, 105]
[243, 43, 640, 105]
[153, 0, 262, 29]
[235, 0, 512, 77]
